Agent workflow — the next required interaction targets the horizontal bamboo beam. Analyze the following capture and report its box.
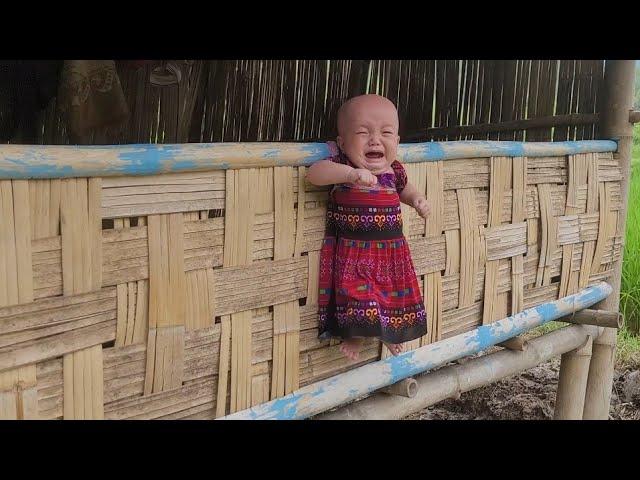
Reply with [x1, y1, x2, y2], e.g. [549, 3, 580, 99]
[316, 324, 603, 420]
[0, 140, 617, 179]
[218, 282, 612, 420]
[629, 110, 640, 124]
[406, 113, 600, 140]
[560, 309, 623, 329]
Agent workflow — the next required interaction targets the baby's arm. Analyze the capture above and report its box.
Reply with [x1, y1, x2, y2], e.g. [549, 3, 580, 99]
[400, 181, 431, 219]
[306, 160, 378, 187]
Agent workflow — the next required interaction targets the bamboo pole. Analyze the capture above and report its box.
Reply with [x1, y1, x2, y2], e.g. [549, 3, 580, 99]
[219, 282, 611, 420]
[407, 113, 599, 140]
[560, 309, 623, 329]
[0, 141, 617, 179]
[554, 336, 593, 420]
[583, 60, 636, 420]
[497, 336, 528, 351]
[316, 324, 602, 420]
[381, 378, 418, 398]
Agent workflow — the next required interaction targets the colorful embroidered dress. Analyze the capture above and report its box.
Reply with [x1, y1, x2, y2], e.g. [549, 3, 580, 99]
[317, 143, 427, 344]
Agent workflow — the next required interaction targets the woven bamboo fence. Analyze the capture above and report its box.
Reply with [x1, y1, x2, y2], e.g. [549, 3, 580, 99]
[0, 139, 623, 420]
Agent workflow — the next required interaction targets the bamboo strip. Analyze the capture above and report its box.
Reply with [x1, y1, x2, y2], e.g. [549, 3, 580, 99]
[535, 183, 557, 287]
[224, 169, 258, 413]
[483, 157, 511, 324]
[144, 213, 186, 394]
[511, 157, 526, 313]
[63, 344, 104, 420]
[272, 166, 300, 397]
[579, 154, 599, 288]
[457, 189, 480, 307]
[0, 180, 36, 420]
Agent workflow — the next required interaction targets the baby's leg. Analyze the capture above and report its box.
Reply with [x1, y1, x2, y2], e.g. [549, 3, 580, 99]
[382, 342, 404, 356]
[340, 337, 364, 360]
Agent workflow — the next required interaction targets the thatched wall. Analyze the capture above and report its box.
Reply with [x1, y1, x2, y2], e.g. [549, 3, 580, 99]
[15, 60, 605, 145]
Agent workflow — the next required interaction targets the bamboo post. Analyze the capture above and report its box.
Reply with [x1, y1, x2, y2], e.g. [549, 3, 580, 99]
[554, 336, 593, 420]
[583, 60, 636, 420]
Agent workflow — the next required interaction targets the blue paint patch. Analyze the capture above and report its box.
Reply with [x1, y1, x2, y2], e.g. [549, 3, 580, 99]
[532, 283, 610, 324]
[117, 146, 179, 176]
[262, 149, 282, 158]
[348, 388, 360, 397]
[423, 142, 446, 161]
[310, 385, 327, 398]
[0, 161, 75, 179]
[170, 159, 200, 172]
[386, 350, 434, 384]
[534, 302, 560, 322]
[475, 324, 497, 350]
[300, 143, 332, 160]
[578, 283, 611, 306]
[257, 391, 305, 420]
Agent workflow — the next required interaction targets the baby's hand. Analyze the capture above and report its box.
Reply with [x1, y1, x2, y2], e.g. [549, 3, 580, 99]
[348, 168, 378, 187]
[413, 196, 431, 219]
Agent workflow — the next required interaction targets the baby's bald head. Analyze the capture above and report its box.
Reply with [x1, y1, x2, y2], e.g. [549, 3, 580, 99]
[335, 94, 400, 175]
[336, 94, 399, 136]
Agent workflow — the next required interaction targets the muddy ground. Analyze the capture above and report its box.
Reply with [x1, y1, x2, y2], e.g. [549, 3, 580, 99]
[404, 356, 640, 420]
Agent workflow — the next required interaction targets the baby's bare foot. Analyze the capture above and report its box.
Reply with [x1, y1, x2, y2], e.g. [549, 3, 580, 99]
[340, 338, 364, 361]
[383, 342, 404, 356]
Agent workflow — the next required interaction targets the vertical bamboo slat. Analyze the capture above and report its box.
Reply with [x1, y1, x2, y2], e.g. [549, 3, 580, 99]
[59, 177, 105, 419]
[144, 213, 186, 394]
[422, 162, 444, 345]
[272, 166, 300, 398]
[221, 169, 258, 414]
[511, 157, 527, 313]
[0, 180, 37, 419]
[483, 157, 512, 324]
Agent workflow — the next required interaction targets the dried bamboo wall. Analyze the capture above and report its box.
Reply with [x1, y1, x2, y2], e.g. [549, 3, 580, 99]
[30, 60, 604, 146]
[0, 143, 623, 419]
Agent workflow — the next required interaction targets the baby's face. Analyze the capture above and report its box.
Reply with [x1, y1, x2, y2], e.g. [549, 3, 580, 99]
[337, 97, 400, 175]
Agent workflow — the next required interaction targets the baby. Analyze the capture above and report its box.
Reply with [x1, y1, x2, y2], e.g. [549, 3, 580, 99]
[306, 94, 430, 361]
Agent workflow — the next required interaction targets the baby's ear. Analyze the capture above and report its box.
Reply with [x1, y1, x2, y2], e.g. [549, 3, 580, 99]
[336, 136, 344, 150]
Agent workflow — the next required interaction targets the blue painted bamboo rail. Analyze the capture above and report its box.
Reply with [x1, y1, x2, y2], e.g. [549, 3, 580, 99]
[219, 281, 612, 420]
[0, 140, 617, 179]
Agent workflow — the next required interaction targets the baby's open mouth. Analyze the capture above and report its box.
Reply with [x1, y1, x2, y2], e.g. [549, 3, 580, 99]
[365, 152, 384, 159]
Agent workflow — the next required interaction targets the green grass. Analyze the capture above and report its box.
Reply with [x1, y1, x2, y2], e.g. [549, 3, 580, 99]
[616, 327, 640, 368]
[632, 123, 640, 168]
[621, 124, 640, 335]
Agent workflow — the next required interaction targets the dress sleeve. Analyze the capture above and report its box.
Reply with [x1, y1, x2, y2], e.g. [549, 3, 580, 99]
[326, 140, 348, 165]
[391, 160, 408, 193]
